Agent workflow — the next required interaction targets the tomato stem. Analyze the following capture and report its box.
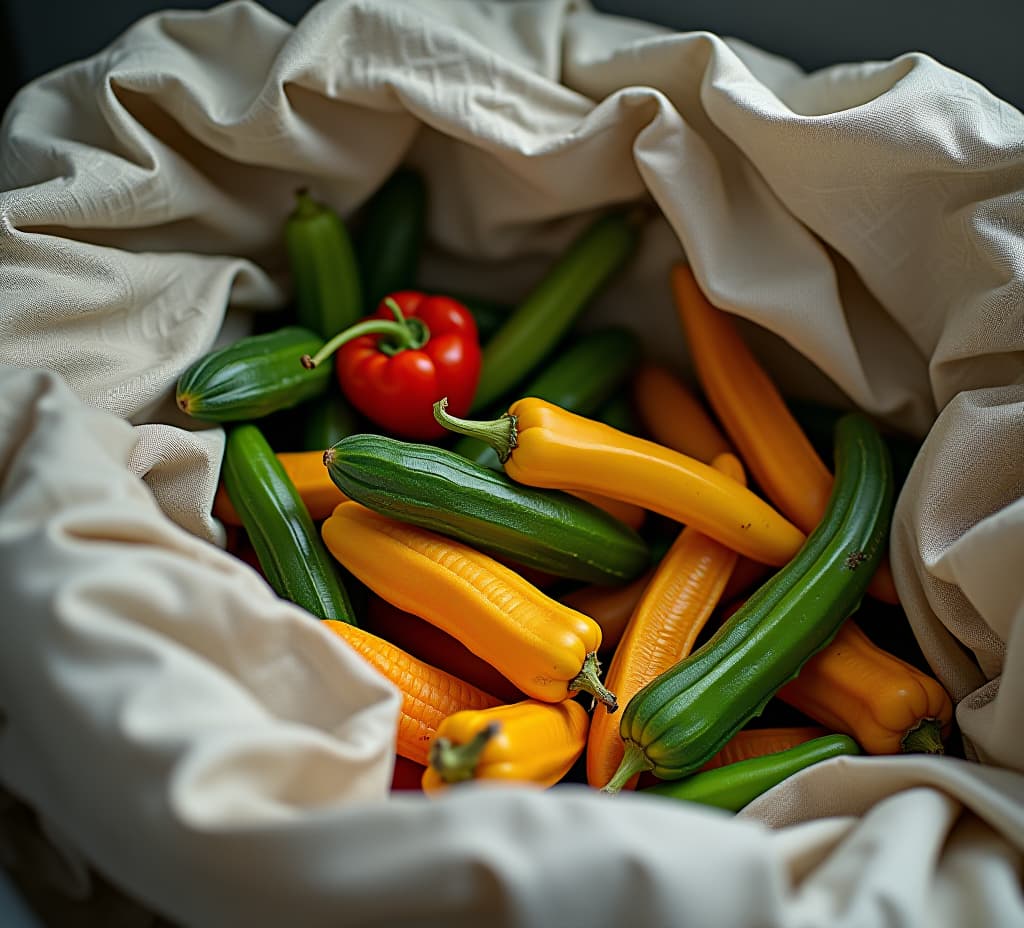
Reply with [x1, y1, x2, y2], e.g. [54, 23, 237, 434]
[429, 723, 501, 784]
[301, 297, 430, 369]
[433, 397, 518, 461]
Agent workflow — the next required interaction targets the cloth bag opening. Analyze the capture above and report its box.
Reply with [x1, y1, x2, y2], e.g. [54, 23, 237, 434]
[1, 1, 1022, 925]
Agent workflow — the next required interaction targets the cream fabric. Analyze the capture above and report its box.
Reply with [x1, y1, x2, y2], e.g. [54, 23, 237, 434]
[0, 0, 1022, 925]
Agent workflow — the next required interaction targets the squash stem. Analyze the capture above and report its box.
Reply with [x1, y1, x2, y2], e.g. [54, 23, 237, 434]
[291, 188, 321, 221]
[433, 397, 518, 462]
[601, 739, 653, 794]
[569, 651, 618, 713]
[301, 298, 429, 369]
[901, 718, 945, 755]
[428, 723, 501, 784]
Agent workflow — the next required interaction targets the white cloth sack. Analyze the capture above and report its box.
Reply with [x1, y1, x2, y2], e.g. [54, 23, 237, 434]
[1, 0, 1022, 924]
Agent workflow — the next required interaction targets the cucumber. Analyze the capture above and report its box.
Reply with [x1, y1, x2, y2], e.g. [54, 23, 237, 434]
[176, 326, 331, 422]
[454, 294, 514, 344]
[302, 390, 361, 451]
[605, 413, 893, 789]
[595, 391, 643, 436]
[222, 424, 357, 623]
[285, 189, 363, 338]
[471, 210, 644, 411]
[354, 167, 427, 308]
[454, 325, 643, 468]
[641, 734, 861, 812]
[324, 434, 651, 586]
[787, 398, 921, 489]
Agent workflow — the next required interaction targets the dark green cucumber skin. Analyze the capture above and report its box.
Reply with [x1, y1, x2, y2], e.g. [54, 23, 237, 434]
[642, 734, 860, 811]
[788, 398, 920, 490]
[456, 295, 513, 344]
[176, 326, 331, 422]
[354, 167, 427, 308]
[595, 391, 643, 436]
[621, 413, 894, 779]
[454, 326, 643, 468]
[222, 424, 356, 624]
[326, 434, 651, 586]
[285, 192, 363, 338]
[471, 211, 641, 411]
[302, 390, 361, 451]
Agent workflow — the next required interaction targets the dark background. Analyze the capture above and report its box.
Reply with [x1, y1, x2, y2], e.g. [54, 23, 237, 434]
[2, 0, 1023, 114]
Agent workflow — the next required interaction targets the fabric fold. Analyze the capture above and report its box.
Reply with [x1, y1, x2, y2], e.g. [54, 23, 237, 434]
[1, 1, 1022, 924]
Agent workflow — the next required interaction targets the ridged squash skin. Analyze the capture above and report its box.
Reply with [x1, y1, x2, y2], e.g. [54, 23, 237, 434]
[609, 413, 894, 787]
[325, 434, 650, 586]
[176, 326, 331, 422]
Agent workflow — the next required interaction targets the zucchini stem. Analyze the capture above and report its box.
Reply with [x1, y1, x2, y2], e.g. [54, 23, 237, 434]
[601, 739, 653, 794]
[434, 397, 518, 462]
[901, 718, 945, 755]
[429, 723, 500, 783]
[291, 188, 321, 221]
[569, 651, 618, 713]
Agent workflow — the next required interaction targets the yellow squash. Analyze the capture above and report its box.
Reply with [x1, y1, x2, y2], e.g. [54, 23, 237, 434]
[778, 619, 953, 754]
[585, 452, 744, 791]
[433, 397, 805, 567]
[321, 501, 617, 710]
[322, 620, 499, 766]
[422, 699, 590, 792]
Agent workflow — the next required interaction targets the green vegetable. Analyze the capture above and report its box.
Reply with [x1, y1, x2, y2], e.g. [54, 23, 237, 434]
[642, 734, 861, 811]
[285, 189, 363, 338]
[455, 325, 644, 468]
[604, 413, 894, 791]
[324, 434, 651, 585]
[454, 294, 514, 344]
[302, 391, 360, 451]
[470, 210, 644, 411]
[222, 424, 357, 623]
[595, 391, 643, 436]
[176, 326, 331, 422]
[354, 167, 427, 308]
[788, 398, 920, 489]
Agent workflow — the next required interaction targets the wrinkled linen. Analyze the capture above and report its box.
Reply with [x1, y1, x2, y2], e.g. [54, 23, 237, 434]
[0, 0, 1022, 925]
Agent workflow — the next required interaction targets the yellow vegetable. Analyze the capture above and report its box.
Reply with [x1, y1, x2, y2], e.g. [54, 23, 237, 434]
[422, 699, 590, 792]
[321, 501, 617, 710]
[434, 396, 805, 567]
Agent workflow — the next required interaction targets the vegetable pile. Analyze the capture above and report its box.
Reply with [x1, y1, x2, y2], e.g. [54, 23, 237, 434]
[178, 171, 954, 810]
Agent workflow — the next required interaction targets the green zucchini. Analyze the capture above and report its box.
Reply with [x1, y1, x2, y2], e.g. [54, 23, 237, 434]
[285, 189, 363, 338]
[788, 398, 921, 489]
[176, 326, 331, 422]
[222, 424, 357, 623]
[641, 734, 861, 812]
[301, 390, 360, 451]
[455, 326, 643, 468]
[454, 294, 514, 344]
[604, 413, 893, 791]
[471, 209, 644, 411]
[595, 391, 643, 436]
[354, 167, 427, 308]
[324, 434, 651, 585]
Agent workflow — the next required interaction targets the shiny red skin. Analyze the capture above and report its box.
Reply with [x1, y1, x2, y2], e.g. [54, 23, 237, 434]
[335, 290, 481, 439]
